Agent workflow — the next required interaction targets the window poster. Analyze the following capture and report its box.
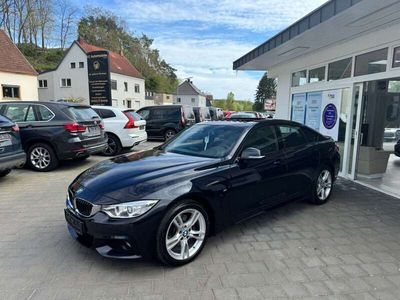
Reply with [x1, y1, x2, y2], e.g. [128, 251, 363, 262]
[319, 89, 342, 141]
[305, 92, 322, 131]
[291, 93, 307, 124]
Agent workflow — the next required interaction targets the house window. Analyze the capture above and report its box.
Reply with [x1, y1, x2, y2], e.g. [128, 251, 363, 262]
[70, 62, 76, 69]
[328, 57, 352, 80]
[191, 98, 195, 103]
[291, 70, 307, 87]
[2, 85, 20, 99]
[393, 47, 400, 68]
[127, 100, 132, 108]
[124, 82, 128, 92]
[111, 80, 117, 90]
[166, 95, 170, 99]
[61, 78, 71, 87]
[308, 66, 325, 83]
[355, 48, 388, 76]
[79, 62, 84, 68]
[38, 79, 48, 88]
[177, 97, 181, 103]
[134, 84, 140, 93]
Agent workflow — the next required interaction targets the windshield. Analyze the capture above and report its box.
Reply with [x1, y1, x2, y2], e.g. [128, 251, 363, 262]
[164, 123, 246, 158]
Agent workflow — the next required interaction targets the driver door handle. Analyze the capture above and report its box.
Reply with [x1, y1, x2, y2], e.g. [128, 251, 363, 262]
[273, 159, 282, 165]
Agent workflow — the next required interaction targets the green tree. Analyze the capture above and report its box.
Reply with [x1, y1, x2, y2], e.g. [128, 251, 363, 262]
[254, 72, 276, 111]
[226, 92, 235, 110]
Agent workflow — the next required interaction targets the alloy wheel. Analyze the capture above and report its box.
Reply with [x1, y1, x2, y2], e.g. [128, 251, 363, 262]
[30, 147, 51, 170]
[165, 208, 206, 261]
[165, 130, 175, 140]
[316, 170, 332, 200]
[103, 137, 117, 155]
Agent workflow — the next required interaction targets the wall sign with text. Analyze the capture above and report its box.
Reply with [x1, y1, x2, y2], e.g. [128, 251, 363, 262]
[87, 50, 112, 106]
[291, 93, 307, 124]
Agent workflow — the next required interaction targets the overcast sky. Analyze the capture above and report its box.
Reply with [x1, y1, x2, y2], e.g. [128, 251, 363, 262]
[84, 0, 327, 100]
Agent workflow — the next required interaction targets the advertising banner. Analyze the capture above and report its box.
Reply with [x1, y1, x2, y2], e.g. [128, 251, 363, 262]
[319, 89, 342, 141]
[87, 51, 112, 106]
[305, 92, 322, 131]
[291, 93, 307, 124]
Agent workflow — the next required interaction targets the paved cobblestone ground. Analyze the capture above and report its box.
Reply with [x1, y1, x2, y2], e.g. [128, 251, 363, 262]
[1, 141, 400, 299]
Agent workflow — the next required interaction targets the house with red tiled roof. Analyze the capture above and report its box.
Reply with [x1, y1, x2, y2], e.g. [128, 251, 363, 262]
[38, 38, 145, 109]
[0, 30, 38, 101]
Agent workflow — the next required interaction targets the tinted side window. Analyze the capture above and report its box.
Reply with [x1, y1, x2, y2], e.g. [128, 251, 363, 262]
[37, 105, 54, 121]
[301, 127, 322, 142]
[242, 126, 278, 156]
[277, 125, 307, 148]
[152, 108, 179, 120]
[3, 104, 30, 122]
[94, 108, 116, 119]
[137, 109, 150, 120]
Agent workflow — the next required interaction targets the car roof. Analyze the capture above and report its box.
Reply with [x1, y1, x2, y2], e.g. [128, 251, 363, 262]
[0, 101, 90, 108]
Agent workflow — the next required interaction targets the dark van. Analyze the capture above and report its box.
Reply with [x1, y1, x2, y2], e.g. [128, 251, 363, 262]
[136, 105, 195, 140]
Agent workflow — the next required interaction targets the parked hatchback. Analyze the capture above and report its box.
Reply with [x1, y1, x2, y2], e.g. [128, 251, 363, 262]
[193, 107, 212, 123]
[65, 120, 340, 266]
[0, 115, 26, 177]
[0, 101, 107, 171]
[136, 105, 195, 140]
[92, 106, 147, 156]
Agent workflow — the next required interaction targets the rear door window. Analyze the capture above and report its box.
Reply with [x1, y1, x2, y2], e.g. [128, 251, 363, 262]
[137, 109, 150, 120]
[36, 105, 54, 121]
[277, 125, 308, 148]
[301, 127, 323, 143]
[66, 107, 100, 121]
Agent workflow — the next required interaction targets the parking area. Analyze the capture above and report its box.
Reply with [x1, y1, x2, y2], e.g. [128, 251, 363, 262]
[1, 141, 400, 300]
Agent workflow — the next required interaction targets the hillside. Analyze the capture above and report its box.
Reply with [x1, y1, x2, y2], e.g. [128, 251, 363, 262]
[18, 44, 65, 73]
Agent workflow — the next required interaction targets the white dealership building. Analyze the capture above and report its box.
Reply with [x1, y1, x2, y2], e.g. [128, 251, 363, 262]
[38, 38, 145, 110]
[235, 0, 400, 197]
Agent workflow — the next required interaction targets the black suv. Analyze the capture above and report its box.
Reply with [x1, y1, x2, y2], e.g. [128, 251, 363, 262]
[395, 140, 400, 157]
[136, 105, 195, 140]
[0, 115, 26, 177]
[0, 101, 107, 171]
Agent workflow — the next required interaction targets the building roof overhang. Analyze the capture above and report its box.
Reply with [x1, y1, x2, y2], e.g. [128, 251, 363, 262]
[233, 0, 400, 71]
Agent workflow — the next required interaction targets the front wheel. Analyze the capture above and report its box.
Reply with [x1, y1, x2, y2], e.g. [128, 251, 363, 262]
[156, 200, 209, 266]
[310, 167, 333, 204]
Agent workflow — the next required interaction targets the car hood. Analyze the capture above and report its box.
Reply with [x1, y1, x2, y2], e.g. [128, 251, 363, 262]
[71, 149, 219, 203]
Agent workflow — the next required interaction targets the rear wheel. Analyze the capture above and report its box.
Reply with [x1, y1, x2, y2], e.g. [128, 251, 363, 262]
[103, 133, 121, 156]
[310, 167, 333, 204]
[156, 200, 209, 266]
[164, 129, 176, 141]
[27, 143, 58, 172]
[0, 169, 11, 177]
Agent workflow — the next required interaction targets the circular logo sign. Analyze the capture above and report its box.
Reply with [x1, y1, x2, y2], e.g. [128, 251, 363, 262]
[93, 61, 100, 71]
[323, 103, 337, 129]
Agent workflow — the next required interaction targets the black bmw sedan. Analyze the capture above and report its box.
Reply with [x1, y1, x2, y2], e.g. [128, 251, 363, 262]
[65, 120, 340, 266]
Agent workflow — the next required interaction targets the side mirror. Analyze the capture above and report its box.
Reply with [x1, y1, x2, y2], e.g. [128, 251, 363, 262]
[240, 147, 265, 160]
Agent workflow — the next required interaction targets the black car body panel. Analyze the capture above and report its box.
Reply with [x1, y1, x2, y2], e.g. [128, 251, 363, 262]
[65, 120, 340, 258]
[136, 105, 195, 140]
[0, 115, 26, 172]
[395, 140, 400, 157]
[0, 101, 108, 161]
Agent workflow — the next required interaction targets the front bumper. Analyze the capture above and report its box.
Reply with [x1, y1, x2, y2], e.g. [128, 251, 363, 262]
[0, 150, 26, 171]
[64, 207, 160, 259]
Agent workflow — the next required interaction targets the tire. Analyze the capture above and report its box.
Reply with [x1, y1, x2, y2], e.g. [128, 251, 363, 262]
[102, 133, 121, 156]
[310, 166, 333, 205]
[0, 169, 11, 177]
[164, 129, 176, 141]
[27, 143, 59, 172]
[156, 200, 210, 266]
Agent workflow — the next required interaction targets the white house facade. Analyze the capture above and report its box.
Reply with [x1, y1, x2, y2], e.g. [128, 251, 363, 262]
[173, 79, 207, 107]
[0, 30, 38, 101]
[38, 39, 145, 109]
[234, 0, 400, 198]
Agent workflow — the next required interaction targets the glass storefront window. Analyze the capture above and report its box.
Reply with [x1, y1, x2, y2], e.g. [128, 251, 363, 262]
[328, 57, 352, 81]
[354, 48, 388, 76]
[291, 70, 307, 87]
[393, 47, 400, 68]
[308, 66, 325, 83]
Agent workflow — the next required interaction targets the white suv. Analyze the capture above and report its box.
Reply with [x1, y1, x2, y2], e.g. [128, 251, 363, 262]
[92, 106, 147, 156]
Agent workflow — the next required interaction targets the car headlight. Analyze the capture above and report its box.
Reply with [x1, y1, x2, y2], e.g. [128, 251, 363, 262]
[101, 200, 158, 219]
[66, 193, 73, 209]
